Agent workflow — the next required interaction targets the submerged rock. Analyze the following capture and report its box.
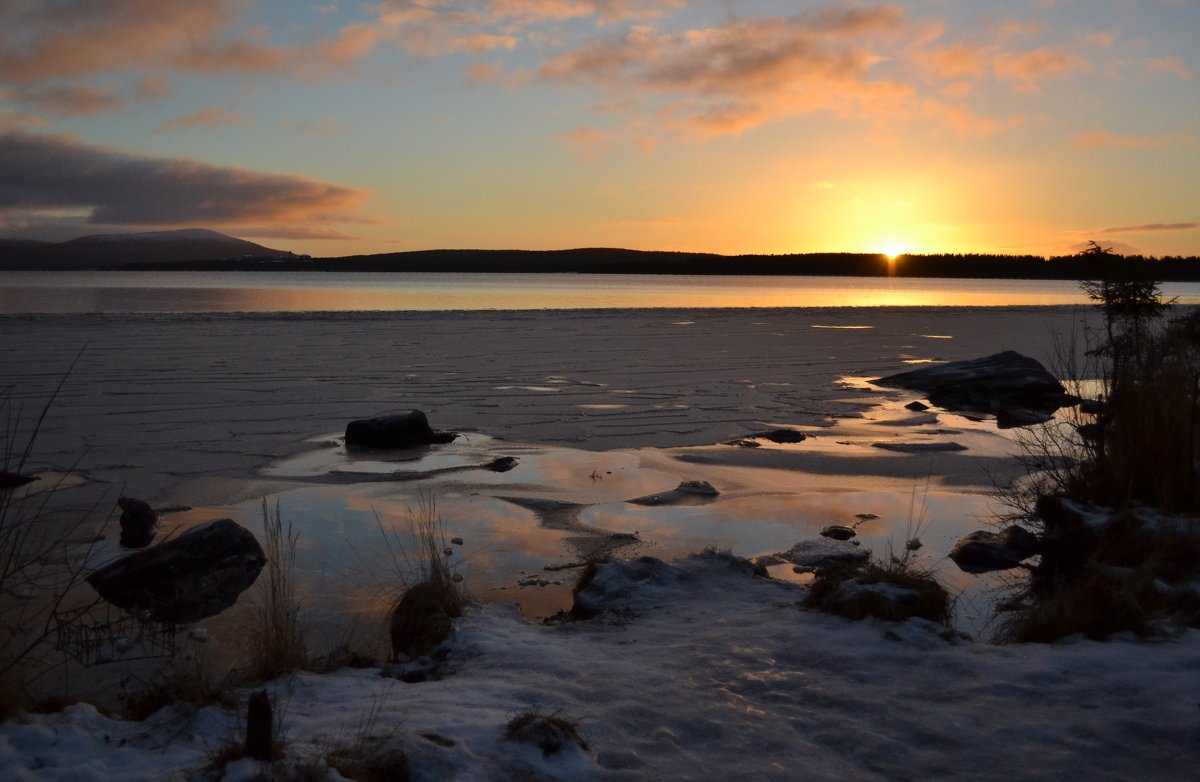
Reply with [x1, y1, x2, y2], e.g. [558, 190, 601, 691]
[345, 410, 457, 450]
[87, 518, 265, 623]
[482, 456, 519, 472]
[117, 496, 157, 548]
[948, 526, 1041, 574]
[820, 525, 857, 541]
[629, 480, 719, 506]
[776, 539, 869, 570]
[873, 351, 1076, 428]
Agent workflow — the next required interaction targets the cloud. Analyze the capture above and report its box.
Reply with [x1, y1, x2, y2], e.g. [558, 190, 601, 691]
[1147, 56, 1193, 80]
[993, 47, 1090, 91]
[157, 106, 254, 133]
[0, 2, 241, 83]
[11, 84, 124, 116]
[536, 6, 908, 136]
[1071, 130, 1197, 149]
[556, 126, 612, 161]
[1099, 222, 1197, 234]
[233, 225, 360, 240]
[0, 131, 369, 229]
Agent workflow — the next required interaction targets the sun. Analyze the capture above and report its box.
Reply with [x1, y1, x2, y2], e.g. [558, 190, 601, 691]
[882, 242, 905, 261]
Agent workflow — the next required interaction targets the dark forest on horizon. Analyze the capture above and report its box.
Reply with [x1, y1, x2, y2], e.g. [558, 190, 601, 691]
[110, 248, 1200, 281]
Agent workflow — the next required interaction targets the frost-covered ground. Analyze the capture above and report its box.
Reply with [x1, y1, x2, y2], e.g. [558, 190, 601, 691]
[3, 554, 1196, 781]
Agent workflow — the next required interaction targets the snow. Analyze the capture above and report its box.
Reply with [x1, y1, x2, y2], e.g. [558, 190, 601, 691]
[3, 553, 1197, 781]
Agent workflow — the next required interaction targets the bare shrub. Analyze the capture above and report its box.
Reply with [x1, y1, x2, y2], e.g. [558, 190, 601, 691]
[1, 359, 105, 718]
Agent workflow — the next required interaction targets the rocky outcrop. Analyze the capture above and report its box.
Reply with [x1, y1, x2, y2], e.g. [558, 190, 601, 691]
[87, 518, 265, 623]
[117, 497, 157, 548]
[345, 410, 457, 450]
[628, 480, 719, 506]
[948, 525, 1041, 574]
[873, 351, 1076, 428]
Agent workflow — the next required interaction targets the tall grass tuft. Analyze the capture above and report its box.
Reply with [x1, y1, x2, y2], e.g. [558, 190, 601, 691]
[248, 499, 307, 681]
[380, 493, 466, 661]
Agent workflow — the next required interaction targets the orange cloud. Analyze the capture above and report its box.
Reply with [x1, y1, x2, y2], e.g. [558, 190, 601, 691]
[537, 7, 907, 136]
[556, 126, 612, 161]
[13, 84, 124, 116]
[993, 47, 1090, 91]
[1071, 130, 1196, 149]
[1147, 57, 1193, 80]
[156, 106, 254, 133]
[0, 131, 369, 228]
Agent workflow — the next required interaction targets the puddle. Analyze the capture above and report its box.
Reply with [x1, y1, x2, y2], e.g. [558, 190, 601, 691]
[143, 406, 1029, 650]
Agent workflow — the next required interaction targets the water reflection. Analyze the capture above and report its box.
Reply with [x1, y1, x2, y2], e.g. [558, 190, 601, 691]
[6, 271, 1200, 313]
[155, 413, 1016, 648]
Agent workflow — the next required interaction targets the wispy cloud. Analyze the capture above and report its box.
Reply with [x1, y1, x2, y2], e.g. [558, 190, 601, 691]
[1072, 130, 1197, 149]
[0, 131, 369, 228]
[1100, 222, 1197, 234]
[993, 47, 1090, 91]
[1147, 56, 1193, 80]
[157, 106, 254, 132]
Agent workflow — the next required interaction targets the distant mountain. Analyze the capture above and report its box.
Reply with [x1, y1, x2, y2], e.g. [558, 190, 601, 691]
[0, 229, 295, 270]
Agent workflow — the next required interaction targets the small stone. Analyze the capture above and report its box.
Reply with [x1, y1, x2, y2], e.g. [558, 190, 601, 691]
[820, 525, 857, 541]
[451, 537, 464, 546]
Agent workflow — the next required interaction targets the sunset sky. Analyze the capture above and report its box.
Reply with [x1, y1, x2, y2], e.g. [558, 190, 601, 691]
[0, 0, 1196, 258]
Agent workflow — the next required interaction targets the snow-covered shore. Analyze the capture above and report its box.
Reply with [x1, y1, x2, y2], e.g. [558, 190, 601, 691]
[3, 554, 1197, 781]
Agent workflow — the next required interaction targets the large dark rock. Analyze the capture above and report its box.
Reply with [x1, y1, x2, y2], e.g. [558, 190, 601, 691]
[118, 496, 157, 548]
[948, 525, 1041, 574]
[87, 518, 265, 623]
[389, 581, 462, 660]
[345, 410, 457, 450]
[873, 351, 1076, 428]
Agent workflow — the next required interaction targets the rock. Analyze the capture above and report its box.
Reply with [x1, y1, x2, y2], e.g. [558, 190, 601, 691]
[776, 539, 869, 570]
[482, 456, 518, 472]
[904, 400, 930, 411]
[450, 537, 464, 546]
[87, 518, 266, 623]
[629, 480, 719, 506]
[747, 429, 807, 444]
[117, 496, 157, 548]
[820, 525, 857, 541]
[871, 441, 967, 452]
[389, 581, 462, 660]
[854, 513, 880, 521]
[873, 351, 1076, 428]
[676, 480, 719, 496]
[0, 471, 38, 490]
[948, 525, 1041, 574]
[345, 410, 457, 450]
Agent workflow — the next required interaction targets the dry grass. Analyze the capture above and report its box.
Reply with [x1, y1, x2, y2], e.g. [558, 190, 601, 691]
[380, 493, 466, 661]
[1, 356, 105, 719]
[247, 499, 307, 681]
[504, 708, 589, 757]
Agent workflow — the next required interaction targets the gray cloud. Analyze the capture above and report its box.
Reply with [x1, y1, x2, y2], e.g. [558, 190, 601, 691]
[0, 131, 368, 228]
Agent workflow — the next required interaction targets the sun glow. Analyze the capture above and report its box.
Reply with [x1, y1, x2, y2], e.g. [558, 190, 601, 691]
[882, 243, 904, 261]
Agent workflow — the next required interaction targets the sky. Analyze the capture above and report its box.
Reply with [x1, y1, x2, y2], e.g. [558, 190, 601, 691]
[0, 0, 1197, 258]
